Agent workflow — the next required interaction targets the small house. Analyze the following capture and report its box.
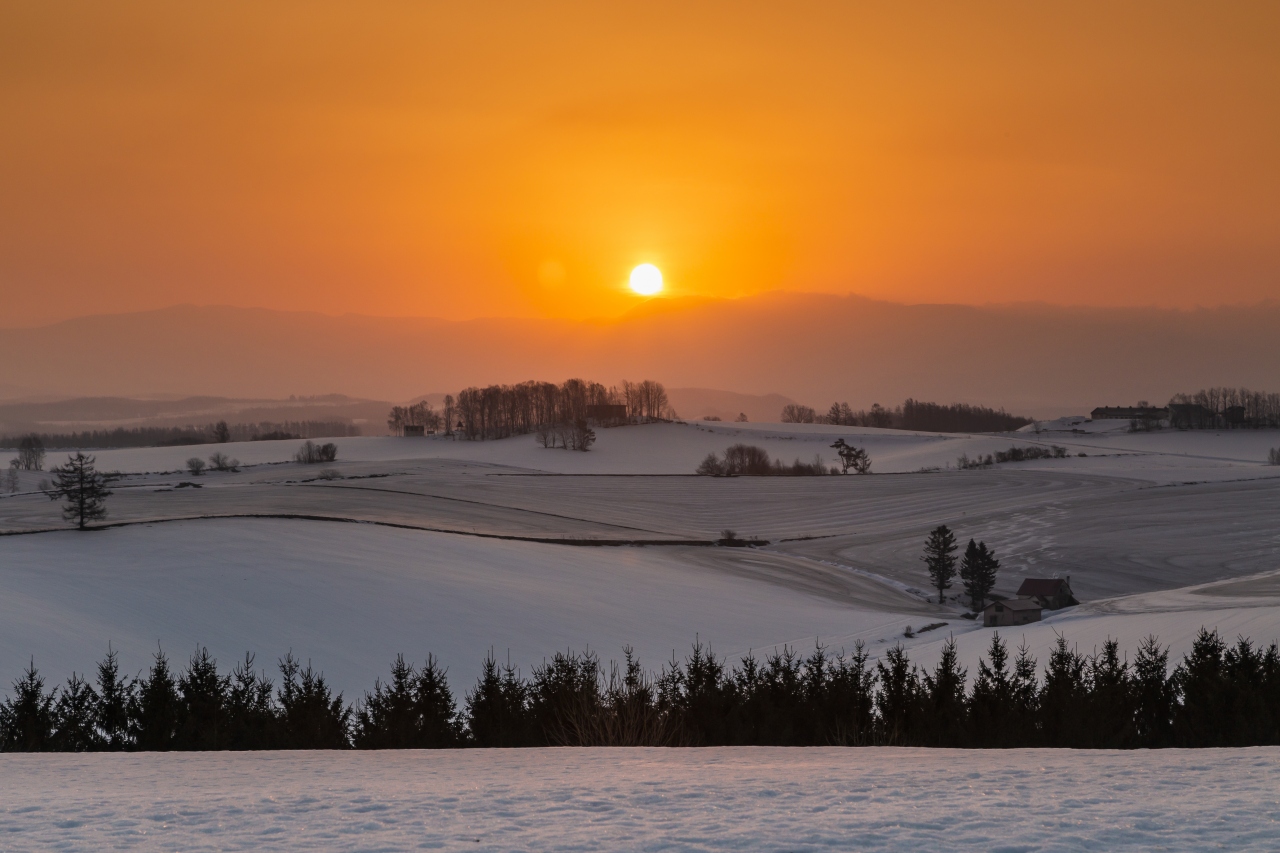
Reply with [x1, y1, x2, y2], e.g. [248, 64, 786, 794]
[983, 598, 1042, 628]
[585, 404, 628, 424]
[1016, 577, 1078, 610]
[402, 424, 425, 437]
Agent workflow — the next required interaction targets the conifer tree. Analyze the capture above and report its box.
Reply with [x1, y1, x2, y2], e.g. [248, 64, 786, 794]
[52, 673, 100, 752]
[1010, 641, 1041, 745]
[959, 540, 999, 610]
[225, 653, 278, 750]
[1040, 636, 1089, 747]
[1222, 638, 1269, 746]
[0, 660, 56, 751]
[46, 452, 112, 529]
[663, 640, 734, 746]
[177, 647, 229, 750]
[466, 651, 529, 747]
[277, 653, 350, 749]
[919, 638, 968, 746]
[530, 650, 604, 746]
[355, 654, 420, 748]
[820, 642, 876, 746]
[875, 645, 919, 745]
[95, 647, 135, 750]
[415, 655, 462, 747]
[920, 525, 958, 604]
[1087, 639, 1135, 748]
[970, 633, 1013, 747]
[1131, 634, 1173, 747]
[1173, 628, 1227, 747]
[132, 648, 179, 751]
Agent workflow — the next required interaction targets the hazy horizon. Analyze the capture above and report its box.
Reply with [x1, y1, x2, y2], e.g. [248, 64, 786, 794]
[3, 293, 1278, 419]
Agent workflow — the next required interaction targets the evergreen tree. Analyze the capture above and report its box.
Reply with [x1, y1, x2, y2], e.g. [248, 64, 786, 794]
[1222, 638, 1270, 746]
[466, 651, 529, 747]
[45, 452, 113, 529]
[970, 633, 1013, 747]
[919, 638, 968, 746]
[875, 645, 919, 744]
[277, 653, 350, 749]
[225, 653, 278, 750]
[52, 673, 101, 752]
[94, 647, 135, 750]
[415, 655, 463, 747]
[1131, 635, 1173, 747]
[1086, 639, 1135, 748]
[132, 648, 180, 751]
[819, 642, 876, 746]
[1009, 641, 1041, 745]
[529, 650, 603, 746]
[1172, 628, 1227, 747]
[1039, 636, 1088, 747]
[659, 640, 735, 746]
[355, 654, 421, 748]
[1, 660, 56, 751]
[959, 540, 999, 610]
[176, 647, 229, 750]
[920, 525, 958, 604]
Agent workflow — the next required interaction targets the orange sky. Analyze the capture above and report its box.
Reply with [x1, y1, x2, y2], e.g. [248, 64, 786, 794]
[2, 1, 1278, 326]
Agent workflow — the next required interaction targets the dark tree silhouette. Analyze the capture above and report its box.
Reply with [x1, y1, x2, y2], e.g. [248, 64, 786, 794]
[921, 525, 958, 603]
[46, 452, 112, 529]
[94, 647, 134, 750]
[0, 660, 56, 751]
[51, 673, 100, 752]
[14, 434, 46, 470]
[830, 439, 871, 474]
[213, 420, 231, 443]
[959, 539, 999, 610]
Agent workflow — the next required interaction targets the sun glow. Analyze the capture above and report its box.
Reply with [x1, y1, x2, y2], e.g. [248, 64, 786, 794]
[629, 264, 664, 296]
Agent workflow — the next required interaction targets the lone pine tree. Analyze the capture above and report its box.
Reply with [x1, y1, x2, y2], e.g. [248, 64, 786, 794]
[921, 524, 958, 603]
[959, 539, 1000, 610]
[46, 452, 112, 529]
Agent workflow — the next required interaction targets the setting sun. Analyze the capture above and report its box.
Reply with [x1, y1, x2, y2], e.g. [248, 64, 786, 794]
[629, 264, 664, 296]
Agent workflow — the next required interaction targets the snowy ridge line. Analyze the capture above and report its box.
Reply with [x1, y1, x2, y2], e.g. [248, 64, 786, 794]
[302, 481, 670, 535]
[0, 512, 724, 547]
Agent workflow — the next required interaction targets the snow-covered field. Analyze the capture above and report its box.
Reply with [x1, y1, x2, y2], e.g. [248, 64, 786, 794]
[1, 747, 1278, 851]
[2, 419, 1279, 691]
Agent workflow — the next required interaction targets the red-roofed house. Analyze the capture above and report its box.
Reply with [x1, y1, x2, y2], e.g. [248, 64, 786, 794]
[1016, 577, 1078, 610]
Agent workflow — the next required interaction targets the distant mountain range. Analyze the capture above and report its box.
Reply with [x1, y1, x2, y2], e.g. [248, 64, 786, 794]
[2, 294, 1277, 418]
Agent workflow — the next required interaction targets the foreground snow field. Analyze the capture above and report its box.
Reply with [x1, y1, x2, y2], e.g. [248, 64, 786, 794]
[1, 747, 1277, 851]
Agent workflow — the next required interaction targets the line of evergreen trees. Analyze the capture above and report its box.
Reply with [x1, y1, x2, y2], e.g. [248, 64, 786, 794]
[785, 399, 1032, 433]
[4, 629, 1279, 751]
[0, 421, 358, 450]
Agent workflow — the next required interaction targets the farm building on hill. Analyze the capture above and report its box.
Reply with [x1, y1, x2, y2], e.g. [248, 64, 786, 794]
[585, 404, 628, 424]
[983, 598, 1043, 627]
[1016, 577, 1078, 610]
[1090, 406, 1169, 421]
[402, 424, 425, 437]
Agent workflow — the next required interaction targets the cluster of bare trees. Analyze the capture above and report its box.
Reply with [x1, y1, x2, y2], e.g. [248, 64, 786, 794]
[387, 401, 446, 435]
[696, 444, 828, 476]
[536, 421, 596, 452]
[449, 379, 671, 441]
[1169, 387, 1280, 428]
